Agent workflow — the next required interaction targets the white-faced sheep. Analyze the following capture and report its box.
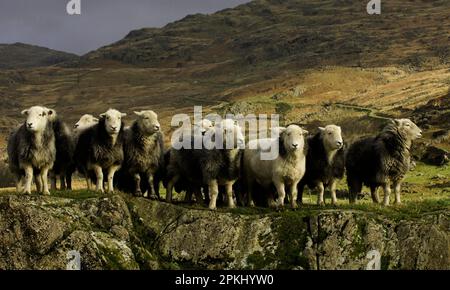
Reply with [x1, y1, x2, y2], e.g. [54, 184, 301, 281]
[74, 108, 126, 193]
[7, 106, 56, 194]
[345, 119, 422, 205]
[115, 110, 164, 198]
[166, 119, 244, 210]
[73, 114, 99, 137]
[243, 124, 308, 208]
[297, 125, 345, 206]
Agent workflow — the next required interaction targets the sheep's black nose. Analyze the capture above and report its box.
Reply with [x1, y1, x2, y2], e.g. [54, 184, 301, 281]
[337, 141, 343, 147]
[73, 124, 79, 129]
[111, 126, 117, 130]
[27, 123, 33, 127]
[292, 144, 298, 148]
[154, 125, 160, 131]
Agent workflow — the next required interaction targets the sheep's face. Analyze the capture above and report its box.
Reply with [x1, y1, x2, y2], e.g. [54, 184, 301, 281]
[100, 109, 126, 135]
[21, 106, 54, 133]
[320, 125, 343, 150]
[74, 114, 99, 134]
[217, 119, 245, 149]
[194, 119, 214, 136]
[395, 119, 422, 140]
[135, 110, 160, 134]
[280, 125, 307, 151]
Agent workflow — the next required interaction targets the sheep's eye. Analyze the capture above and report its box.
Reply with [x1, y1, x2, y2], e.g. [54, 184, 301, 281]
[328, 132, 332, 135]
[405, 123, 410, 127]
[144, 117, 149, 120]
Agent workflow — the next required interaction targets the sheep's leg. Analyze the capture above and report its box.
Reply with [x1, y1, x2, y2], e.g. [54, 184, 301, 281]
[66, 171, 72, 190]
[107, 165, 120, 194]
[147, 174, 158, 200]
[382, 182, 391, 206]
[41, 167, 50, 195]
[289, 183, 299, 209]
[208, 179, 219, 210]
[274, 179, 286, 208]
[193, 187, 204, 204]
[370, 185, 380, 203]
[184, 189, 193, 203]
[16, 176, 24, 193]
[225, 182, 236, 209]
[317, 182, 325, 206]
[166, 175, 179, 203]
[84, 173, 91, 190]
[347, 177, 361, 204]
[393, 181, 402, 205]
[330, 179, 338, 205]
[247, 181, 255, 207]
[133, 173, 142, 196]
[23, 166, 33, 194]
[60, 174, 66, 190]
[92, 165, 104, 193]
[50, 171, 57, 191]
[34, 173, 42, 193]
[297, 183, 305, 205]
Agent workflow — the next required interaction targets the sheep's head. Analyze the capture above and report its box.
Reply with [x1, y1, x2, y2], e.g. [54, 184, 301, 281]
[100, 109, 126, 135]
[193, 119, 214, 136]
[216, 119, 245, 149]
[280, 124, 307, 151]
[73, 114, 99, 134]
[134, 110, 160, 134]
[393, 118, 422, 140]
[21, 106, 55, 133]
[319, 125, 343, 150]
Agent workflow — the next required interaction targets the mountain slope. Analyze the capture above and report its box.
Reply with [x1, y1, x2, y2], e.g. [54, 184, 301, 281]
[84, 0, 449, 70]
[0, 43, 78, 69]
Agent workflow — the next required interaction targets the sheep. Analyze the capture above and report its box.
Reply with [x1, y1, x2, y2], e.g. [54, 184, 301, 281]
[7, 106, 56, 194]
[297, 125, 345, 206]
[48, 114, 76, 190]
[115, 110, 164, 198]
[74, 108, 126, 193]
[73, 114, 99, 137]
[71, 114, 99, 190]
[166, 119, 244, 210]
[165, 119, 214, 204]
[345, 119, 422, 205]
[243, 124, 308, 208]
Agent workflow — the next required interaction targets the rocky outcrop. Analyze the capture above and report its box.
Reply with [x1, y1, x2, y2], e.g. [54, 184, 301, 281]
[0, 194, 448, 270]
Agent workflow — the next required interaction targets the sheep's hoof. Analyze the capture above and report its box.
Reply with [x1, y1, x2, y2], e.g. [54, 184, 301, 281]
[228, 203, 236, 209]
[42, 190, 51, 195]
[134, 191, 143, 197]
[291, 203, 298, 209]
[249, 201, 255, 207]
[317, 201, 325, 206]
[208, 206, 217, 211]
[148, 194, 158, 200]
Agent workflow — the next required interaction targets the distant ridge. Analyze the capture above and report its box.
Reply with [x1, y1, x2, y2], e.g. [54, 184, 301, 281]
[0, 43, 79, 69]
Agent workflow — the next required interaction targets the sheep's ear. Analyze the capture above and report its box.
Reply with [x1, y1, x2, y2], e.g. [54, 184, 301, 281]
[134, 111, 142, 116]
[303, 129, 309, 135]
[93, 117, 99, 122]
[47, 109, 55, 116]
[121, 113, 127, 117]
[318, 127, 325, 131]
[99, 113, 106, 119]
[21, 109, 28, 116]
[278, 127, 287, 134]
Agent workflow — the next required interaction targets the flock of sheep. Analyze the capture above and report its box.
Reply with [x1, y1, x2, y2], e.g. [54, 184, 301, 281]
[7, 105, 423, 210]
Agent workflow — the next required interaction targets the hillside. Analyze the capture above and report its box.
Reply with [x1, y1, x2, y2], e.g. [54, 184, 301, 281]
[0, 0, 448, 148]
[84, 0, 449, 70]
[0, 43, 78, 69]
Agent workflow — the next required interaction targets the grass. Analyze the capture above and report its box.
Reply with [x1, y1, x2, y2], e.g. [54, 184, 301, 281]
[0, 163, 447, 220]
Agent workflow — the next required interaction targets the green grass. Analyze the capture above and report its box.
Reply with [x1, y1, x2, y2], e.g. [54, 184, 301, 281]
[0, 163, 447, 220]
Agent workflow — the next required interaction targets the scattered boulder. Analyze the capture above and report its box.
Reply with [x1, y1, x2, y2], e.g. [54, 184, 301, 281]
[422, 146, 449, 166]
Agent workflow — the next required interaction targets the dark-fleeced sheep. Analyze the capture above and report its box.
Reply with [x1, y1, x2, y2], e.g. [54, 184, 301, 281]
[74, 108, 126, 193]
[243, 124, 308, 208]
[166, 119, 244, 210]
[49, 114, 76, 190]
[297, 125, 345, 205]
[345, 119, 422, 205]
[115, 110, 164, 198]
[7, 106, 56, 195]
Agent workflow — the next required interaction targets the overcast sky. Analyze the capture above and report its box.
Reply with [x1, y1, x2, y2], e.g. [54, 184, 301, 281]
[0, 0, 250, 55]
